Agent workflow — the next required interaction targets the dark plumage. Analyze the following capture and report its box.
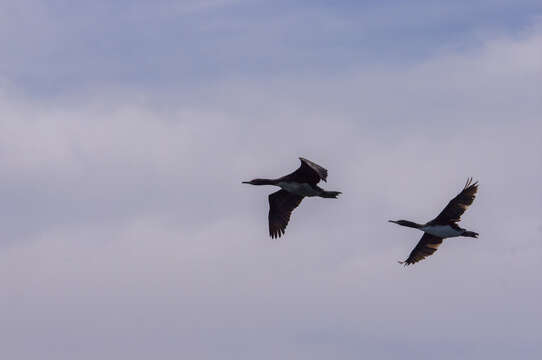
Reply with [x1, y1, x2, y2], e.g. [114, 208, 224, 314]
[389, 178, 479, 265]
[267, 190, 303, 239]
[243, 157, 341, 238]
[401, 233, 443, 265]
[430, 178, 479, 225]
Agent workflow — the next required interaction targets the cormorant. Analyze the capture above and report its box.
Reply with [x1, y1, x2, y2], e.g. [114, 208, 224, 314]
[389, 178, 479, 265]
[243, 157, 341, 238]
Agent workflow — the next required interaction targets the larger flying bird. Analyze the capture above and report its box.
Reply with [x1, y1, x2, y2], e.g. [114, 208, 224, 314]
[389, 178, 479, 265]
[243, 157, 341, 238]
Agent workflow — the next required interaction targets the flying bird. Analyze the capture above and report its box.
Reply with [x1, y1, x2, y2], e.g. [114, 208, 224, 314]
[243, 157, 341, 238]
[389, 178, 479, 265]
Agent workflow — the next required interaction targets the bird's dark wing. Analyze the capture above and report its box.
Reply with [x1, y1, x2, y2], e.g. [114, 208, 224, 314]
[430, 178, 478, 224]
[280, 158, 328, 185]
[399, 233, 443, 266]
[268, 190, 303, 239]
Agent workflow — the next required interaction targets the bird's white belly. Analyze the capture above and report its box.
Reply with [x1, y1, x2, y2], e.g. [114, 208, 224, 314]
[421, 225, 463, 238]
[277, 182, 320, 197]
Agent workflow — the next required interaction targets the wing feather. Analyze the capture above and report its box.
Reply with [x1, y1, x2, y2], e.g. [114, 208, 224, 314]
[399, 233, 443, 266]
[268, 190, 303, 238]
[280, 158, 328, 185]
[430, 178, 478, 224]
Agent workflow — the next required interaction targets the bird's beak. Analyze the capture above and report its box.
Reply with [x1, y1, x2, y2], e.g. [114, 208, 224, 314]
[388, 220, 398, 224]
[242, 181, 250, 184]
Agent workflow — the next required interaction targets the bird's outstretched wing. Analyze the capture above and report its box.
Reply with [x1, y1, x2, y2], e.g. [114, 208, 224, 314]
[268, 190, 303, 238]
[430, 178, 478, 224]
[399, 233, 443, 266]
[280, 158, 328, 185]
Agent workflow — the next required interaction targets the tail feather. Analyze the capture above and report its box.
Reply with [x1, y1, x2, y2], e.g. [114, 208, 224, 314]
[320, 191, 341, 199]
[463, 231, 478, 238]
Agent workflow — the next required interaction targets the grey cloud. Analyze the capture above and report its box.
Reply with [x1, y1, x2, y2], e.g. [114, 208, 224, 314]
[0, 19, 541, 360]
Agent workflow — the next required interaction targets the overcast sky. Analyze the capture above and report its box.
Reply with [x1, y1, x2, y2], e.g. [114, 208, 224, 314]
[1, 1, 542, 359]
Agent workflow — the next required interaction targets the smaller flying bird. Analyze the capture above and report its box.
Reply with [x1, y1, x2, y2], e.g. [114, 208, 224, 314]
[389, 178, 479, 265]
[243, 157, 341, 238]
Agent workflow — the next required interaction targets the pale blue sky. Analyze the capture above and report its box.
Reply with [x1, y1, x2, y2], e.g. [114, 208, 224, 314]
[1, 1, 541, 359]
[3, 0, 542, 95]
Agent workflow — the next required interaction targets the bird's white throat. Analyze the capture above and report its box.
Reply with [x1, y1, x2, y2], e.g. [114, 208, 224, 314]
[277, 182, 320, 197]
[421, 225, 463, 238]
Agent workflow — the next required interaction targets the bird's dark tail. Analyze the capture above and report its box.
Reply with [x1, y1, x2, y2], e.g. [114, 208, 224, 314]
[320, 191, 341, 199]
[463, 231, 479, 238]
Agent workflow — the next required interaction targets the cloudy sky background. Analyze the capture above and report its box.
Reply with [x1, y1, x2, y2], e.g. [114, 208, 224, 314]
[1, 1, 541, 359]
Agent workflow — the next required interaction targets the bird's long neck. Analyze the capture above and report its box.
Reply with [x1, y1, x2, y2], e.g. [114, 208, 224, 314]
[250, 178, 277, 185]
[398, 220, 424, 229]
